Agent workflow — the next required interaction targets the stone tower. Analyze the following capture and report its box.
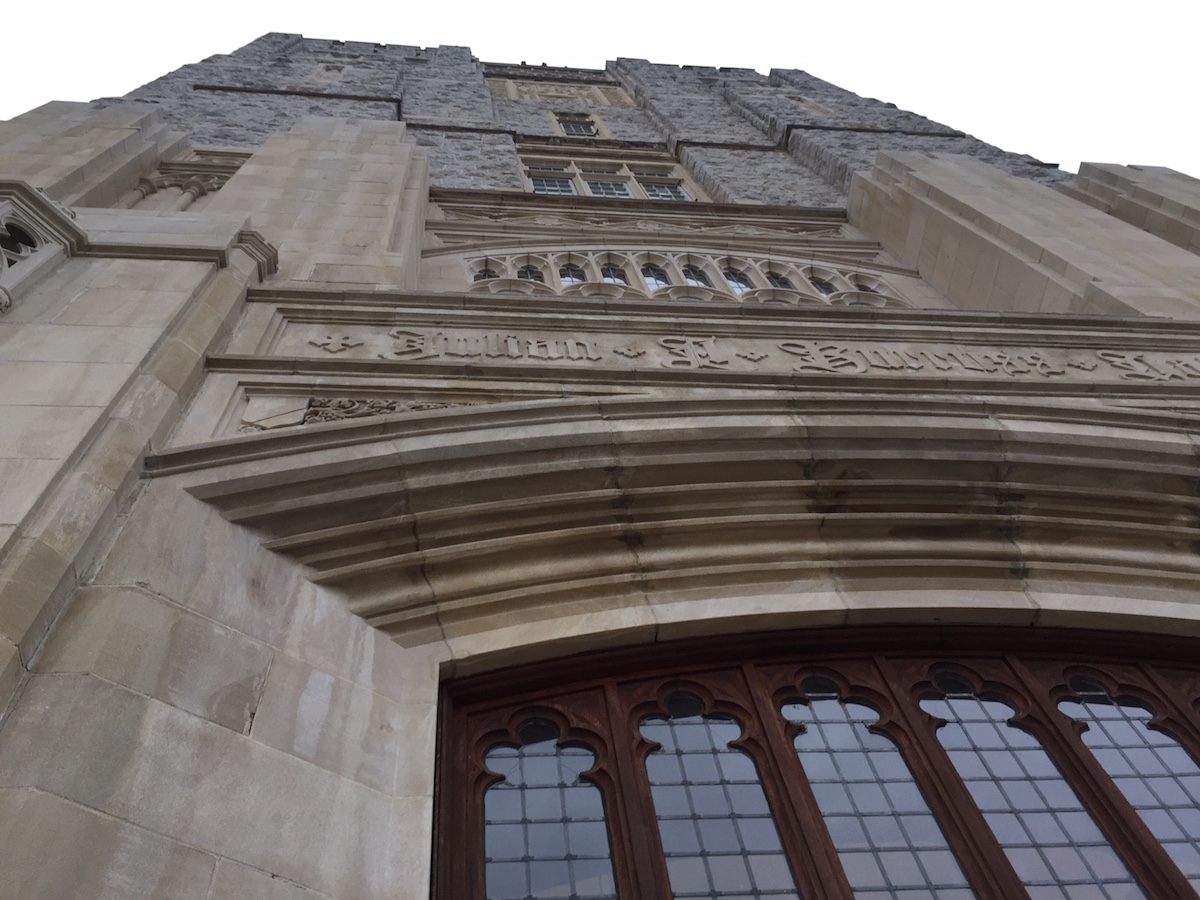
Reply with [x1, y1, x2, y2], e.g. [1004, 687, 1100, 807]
[1, 32, 1200, 899]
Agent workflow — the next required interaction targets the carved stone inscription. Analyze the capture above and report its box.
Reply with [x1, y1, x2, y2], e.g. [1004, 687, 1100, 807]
[275, 324, 1200, 385]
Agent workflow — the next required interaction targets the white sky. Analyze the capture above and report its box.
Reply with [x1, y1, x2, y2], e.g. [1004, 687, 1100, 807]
[4, 0, 1197, 178]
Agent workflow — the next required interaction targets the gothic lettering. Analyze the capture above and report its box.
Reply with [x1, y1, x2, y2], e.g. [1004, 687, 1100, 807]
[658, 336, 729, 370]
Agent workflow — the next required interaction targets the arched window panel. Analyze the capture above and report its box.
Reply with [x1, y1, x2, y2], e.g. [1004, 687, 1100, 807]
[640, 691, 801, 899]
[922, 673, 1146, 899]
[484, 718, 619, 900]
[785, 677, 975, 898]
[1059, 677, 1200, 890]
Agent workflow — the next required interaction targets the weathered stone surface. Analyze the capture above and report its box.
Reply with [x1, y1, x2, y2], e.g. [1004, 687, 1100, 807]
[0, 788, 215, 899]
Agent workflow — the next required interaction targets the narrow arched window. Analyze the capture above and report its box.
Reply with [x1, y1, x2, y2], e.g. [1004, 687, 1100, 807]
[682, 265, 711, 288]
[723, 269, 753, 294]
[559, 264, 586, 285]
[484, 719, 618, 900]
[641, 692, 801, 898]
[600, 264, 628, 286]
[810, 276, 836, 296]
[922, 674, 1144, 897]
[1059, 678, 1200, 890]
[641, 264, 671, 289]
[766, 272, 793, 289]
[516, 265, 544, 283]
[474, 267, 498, 282]
[785, 677, 974, 896]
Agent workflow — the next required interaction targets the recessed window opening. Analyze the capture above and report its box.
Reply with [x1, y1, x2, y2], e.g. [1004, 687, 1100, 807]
[642, 264, 671, 289]
[516, 265, 545, 283]
[682, 264, 711, 288]
[600, 264, 628, 285]
[559, 264, 587, 285]
[724, 268, 753, 294]
[766, 271, 793, 289]
[810, 276, 837, 297]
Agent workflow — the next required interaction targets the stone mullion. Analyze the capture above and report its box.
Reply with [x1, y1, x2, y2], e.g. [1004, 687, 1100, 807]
[873, 655, 1029, 899]
[1005, 655, 1196, 898]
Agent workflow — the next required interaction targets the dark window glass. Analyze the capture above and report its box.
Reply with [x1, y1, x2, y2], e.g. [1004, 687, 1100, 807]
[474, 268, 498, 281]
[641, 692, 801, 899]
[516, 265, 544, 283]
[923, 676, 1145, 899]
[600, 265, 629, 285]
[558, 116, 597, 137]
[809, 277, 836, 297]
[559, 264, 586, 285]
[484, 719, 618, 900]
[785, 678, 975, 898]
[642, 264, 671, 289]
[766, 272, 793, 289]
[723, 269, 754, 294]
[1059, 678, 1200, 890]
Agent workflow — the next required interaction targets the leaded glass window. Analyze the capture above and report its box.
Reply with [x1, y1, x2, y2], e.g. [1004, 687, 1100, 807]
[923, 675, 1145, 899]
[1059, 678, 1200, 890]
[785, 678, 974, 898]
[439, 630, 1200, 899]
[766, 272, 793, 289]
[484, 719, 618, 900]
[516, 265, 545, 283]
[642, 692, 801, 899]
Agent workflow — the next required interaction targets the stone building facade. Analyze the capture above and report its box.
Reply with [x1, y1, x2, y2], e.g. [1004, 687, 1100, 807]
[1, 32, 1200, 899]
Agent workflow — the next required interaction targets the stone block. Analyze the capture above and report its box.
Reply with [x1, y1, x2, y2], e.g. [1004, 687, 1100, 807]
[36, 585, 273, 733]
[250, 653, 401, 791]
[0, 788, 215, 900]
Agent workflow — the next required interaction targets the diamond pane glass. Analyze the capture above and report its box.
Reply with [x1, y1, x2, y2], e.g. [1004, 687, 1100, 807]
[1059, 679, 1200, 891]
[484, 721, 618, 900]
[784, 682, 975, 898]
[641, 693, 801, 899]
[922, 682, 1145, 899]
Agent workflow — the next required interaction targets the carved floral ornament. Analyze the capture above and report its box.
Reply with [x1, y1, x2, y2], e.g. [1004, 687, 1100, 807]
[466, 250, 907, 308]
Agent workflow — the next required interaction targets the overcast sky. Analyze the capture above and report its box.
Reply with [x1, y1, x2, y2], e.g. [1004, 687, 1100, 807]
[5, 0, 1197, 178]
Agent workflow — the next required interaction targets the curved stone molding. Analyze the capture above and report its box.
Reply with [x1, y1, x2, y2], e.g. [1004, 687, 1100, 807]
[166, 395, 1200, 646]
[0, 182, 87, 311]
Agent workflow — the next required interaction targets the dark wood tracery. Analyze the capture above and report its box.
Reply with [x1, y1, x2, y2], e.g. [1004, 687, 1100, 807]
[435, 627, 1200, 899]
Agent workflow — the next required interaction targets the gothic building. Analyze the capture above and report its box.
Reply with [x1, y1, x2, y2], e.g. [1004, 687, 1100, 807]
[2, 32, 1200, 899]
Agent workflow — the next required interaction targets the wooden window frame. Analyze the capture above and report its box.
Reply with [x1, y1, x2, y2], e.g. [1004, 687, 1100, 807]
[435, 626, 1200, 899]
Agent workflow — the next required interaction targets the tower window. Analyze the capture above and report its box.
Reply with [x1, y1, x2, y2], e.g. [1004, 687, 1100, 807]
[559, 264, 587, 285]
[766, 271, 793, 289]
[473, 267, 498, 281]
[810, 276, 837, 296]
[723, 268, 754, 294]
[682, 265, 712, 288]
[641, 264, 671, 289]
[516, 265, 545, 283]
[600, 264, 628, 285]
[530, 176, 576, 196]
[521, 155, 706, 201]
[557, 115, 597, 137]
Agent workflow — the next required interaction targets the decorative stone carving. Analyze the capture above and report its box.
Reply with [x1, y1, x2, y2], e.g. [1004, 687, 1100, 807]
[304, 398, 470, 422]
[0, 182, 87, 312]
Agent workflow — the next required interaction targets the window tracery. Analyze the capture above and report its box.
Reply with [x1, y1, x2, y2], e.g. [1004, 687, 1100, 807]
[437, 629, 1200, 900]
[466, 250, 909, 308]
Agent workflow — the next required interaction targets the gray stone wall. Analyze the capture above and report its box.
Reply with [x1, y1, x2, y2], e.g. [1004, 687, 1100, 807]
[93, 33, 1065, 205]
